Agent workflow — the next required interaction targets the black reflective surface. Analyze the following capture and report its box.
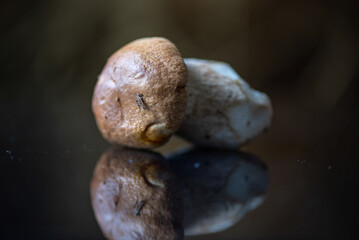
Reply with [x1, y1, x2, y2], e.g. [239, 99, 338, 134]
[1, 0, 358, 239]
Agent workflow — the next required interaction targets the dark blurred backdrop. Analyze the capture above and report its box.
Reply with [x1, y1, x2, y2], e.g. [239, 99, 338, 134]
[1, 0, 359, 239]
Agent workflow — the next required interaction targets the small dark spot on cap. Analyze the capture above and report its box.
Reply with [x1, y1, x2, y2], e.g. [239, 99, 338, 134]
[114, 196, 120, 206]
[244, 175, 249, 181]
[246, 121, 251, 126]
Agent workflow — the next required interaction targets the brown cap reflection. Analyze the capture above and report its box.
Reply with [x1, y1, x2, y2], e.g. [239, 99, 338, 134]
[168, 148, 269, 236]
[90, 147, 184, 240]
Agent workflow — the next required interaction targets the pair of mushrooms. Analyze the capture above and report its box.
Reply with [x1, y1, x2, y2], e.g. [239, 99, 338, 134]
[91, 37, 272, 240]
[92, 37, 272, 149]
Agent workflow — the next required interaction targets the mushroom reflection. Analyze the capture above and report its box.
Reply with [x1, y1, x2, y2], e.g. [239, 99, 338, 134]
[90, 147, 184, 240]
[168, 148, 269, 236]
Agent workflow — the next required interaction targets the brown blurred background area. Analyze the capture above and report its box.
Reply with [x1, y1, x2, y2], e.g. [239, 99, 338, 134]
[1, 0, 359, 239]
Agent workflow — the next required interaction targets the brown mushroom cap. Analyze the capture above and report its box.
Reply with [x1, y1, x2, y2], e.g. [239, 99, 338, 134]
[168, 148, 268, 236]
[92, 37, 188, 148]
[90, 147, 184, 240]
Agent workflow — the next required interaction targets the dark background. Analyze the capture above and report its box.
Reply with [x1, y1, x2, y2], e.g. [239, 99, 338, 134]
[1, 0, 359, 239]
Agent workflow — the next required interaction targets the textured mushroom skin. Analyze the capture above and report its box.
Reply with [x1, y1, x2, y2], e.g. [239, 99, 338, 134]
[177, 58, 272, 149]
[92, 37, 188, 148]
[90, 147, 184, 240]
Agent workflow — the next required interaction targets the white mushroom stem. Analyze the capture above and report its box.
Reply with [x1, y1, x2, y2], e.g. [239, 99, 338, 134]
[177, 58, 272, 149]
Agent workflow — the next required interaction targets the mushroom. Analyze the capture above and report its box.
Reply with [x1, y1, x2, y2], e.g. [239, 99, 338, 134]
[168, 148, 268, 236]
[92, 37, 188, 149]
[90, 147, 184, 240]
[177, 58, 272, 149]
